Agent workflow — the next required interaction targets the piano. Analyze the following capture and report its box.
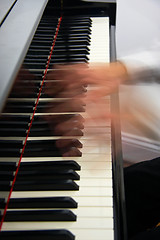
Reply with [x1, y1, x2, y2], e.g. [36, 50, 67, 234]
[0, 0, 127, 239]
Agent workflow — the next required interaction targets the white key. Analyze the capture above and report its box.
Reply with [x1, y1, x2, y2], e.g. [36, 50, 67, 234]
[78, 178, 112, 187]
[11, 186, 113, 198]
[2, 217, 113, 230]
[89, 17, 110, 63]
[21, 153, 112, 162]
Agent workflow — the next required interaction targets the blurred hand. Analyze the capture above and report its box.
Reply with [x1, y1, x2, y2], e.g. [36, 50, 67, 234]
[42, 62, 129, 152]
[49, 62, 128, 123]
[51, 62, 128, 101]
[83, 61, 128, 100]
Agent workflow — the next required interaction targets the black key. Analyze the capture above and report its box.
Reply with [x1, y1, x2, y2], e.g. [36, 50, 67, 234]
[50, 54, 89, 61]
[0, 148, 21, 157]
[62, 20, 91, 26]
[0, 115, 30, 122]
[0, 171, 14, 181]
[27, 49, 50, 56]
[0, 229, 75, 240]
[0, 140, 23, 148]
[7, 197, 77, 209]
[31, 40, 54, 47]
[33, 114, 82, 122]
[28, 128, 53, 137]
[8, 86, 39, 93]
[52, 46, 90, 53]
[49, 57, 88, 64]
[0, 162, 17, 171]
[25, 140, 58, 148]
[48, 39, 90, 46]
[3, 209, 76, 221]
[27, 122, 50, 135]
[22, 147, 61, 157]
[24, 58, 48, 65]
[8, 92, 39, 98]
[25, 54, 50, 60]
[5, 101, 35, 106]
[51, 58, 88, 63]
[35, 101, 85, 113]
[56, 33, 91, 39]
[0, 121, 29, 128]
[0, 181, 11, 191]
[58, 29, 91, 35]
[29, 45, 53, 51]
[23, 63, 47, 70]
[0, 128, 27, 137]
[52, 45, 88, 54]
[0, 198, 5, 208]
[17, 70, 43, 79]
[3, 105, 34, 113]
[35, 29, 56, 35]
[19, 161, 81, 171]
[31, 120, 49, 127]
[13, 179, 79, 191]
[29, 128, 83, 137]
[16, 169, 80, 180]
[16, 80, 41, 87]
[55, 139, 83, 149]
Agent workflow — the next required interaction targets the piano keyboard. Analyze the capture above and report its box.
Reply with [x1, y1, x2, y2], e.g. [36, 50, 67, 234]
[0, 13, 114, 240]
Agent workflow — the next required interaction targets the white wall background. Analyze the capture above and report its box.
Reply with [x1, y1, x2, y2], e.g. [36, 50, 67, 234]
[115, 0, 160, 163]
[116, 0, 160, 57]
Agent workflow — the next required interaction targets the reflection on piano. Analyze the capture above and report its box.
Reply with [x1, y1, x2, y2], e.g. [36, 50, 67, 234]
[0, 0, 127, 239]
